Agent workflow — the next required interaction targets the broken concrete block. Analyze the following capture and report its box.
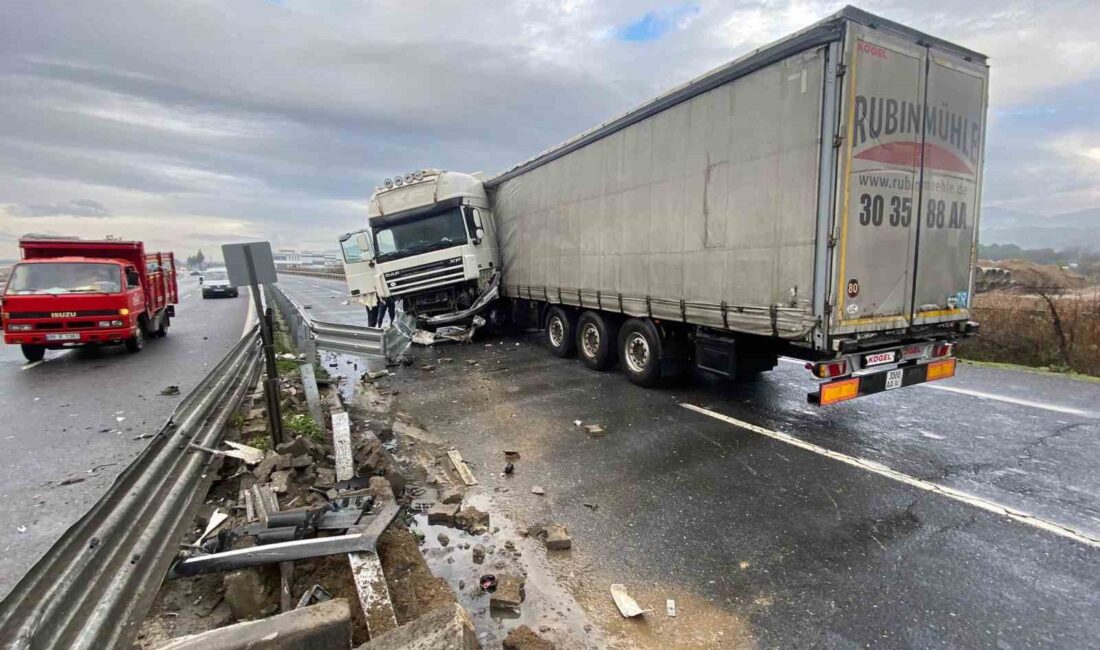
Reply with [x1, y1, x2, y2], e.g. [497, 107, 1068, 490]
[439, 484, 464, 505]
[455, 506, 490, 535]
[437, 532, 450, 547]
[287, 454, 314, 469]
[276, 435, 316, 458]
[158, 599, 351, 650]
[472, 544, 486, 564]
[223, 567, 279, 621]
[428, 503, 460, 526]
[544, 524, 572, 550]
[269, 470, 292, 494]
[530, 486, 545, 495]
[503, 625, 555, 650]
[252, 454, 287, 482]
[359, 603, 478, 649]
[315, 468, 336, 488]
[490, 574, 525, 610]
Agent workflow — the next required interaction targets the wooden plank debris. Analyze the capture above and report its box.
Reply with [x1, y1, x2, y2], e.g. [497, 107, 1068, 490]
[447, 449, 478, 486]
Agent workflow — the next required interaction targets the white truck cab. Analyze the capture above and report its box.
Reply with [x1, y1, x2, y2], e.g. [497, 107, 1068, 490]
[340, 169, 500, 327]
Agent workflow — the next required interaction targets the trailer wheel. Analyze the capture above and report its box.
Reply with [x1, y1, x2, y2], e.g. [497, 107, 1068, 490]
[545, 306, 576, 357]
[619, 318, 662, 387]
[576, 311, 617, 370]
[21, 344, 45, 363]
[125, 326, 145, 353]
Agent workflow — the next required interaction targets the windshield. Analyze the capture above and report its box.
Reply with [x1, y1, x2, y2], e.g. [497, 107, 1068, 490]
[373, 208, 468, 262]
[204, 270, 228, 282]
[5, 262, 122, 295]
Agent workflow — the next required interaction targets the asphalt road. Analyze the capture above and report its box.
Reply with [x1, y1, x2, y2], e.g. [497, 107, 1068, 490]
[0, 276, 249, 599]
[280, 275, 1099, 648]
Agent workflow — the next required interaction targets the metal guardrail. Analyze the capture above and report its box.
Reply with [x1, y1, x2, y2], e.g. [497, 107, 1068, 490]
[269, 283, 393, 358]
[0, 327, 262, 650]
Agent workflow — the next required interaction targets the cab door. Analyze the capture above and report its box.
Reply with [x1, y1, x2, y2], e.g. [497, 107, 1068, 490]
[832, 24, 927, 333]
[339, 230, 377, 301]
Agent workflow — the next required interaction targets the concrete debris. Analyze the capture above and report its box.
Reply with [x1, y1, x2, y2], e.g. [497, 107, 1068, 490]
[253, 454, 288, 482]
[573, 420, 582, 427]
[454, 507, 490, 535]
[366, 369, 389, 381]
[287, 454, 314, 469]
[359, 603, 479, 650]
[490, 574, 525, 610]
[584, 424, 606, 437]
[503, 450, 520, 459]
[503, 462, 515, 475]
[439, 484, 464, 505]
[159, 385, 181, 396]
[276, 435, 319, 458]
[315, 468, 336, 488]
[530, 486, 545, 495]
[158, 599, 351, 650]
[428, 503, 460, 526]
[269, 470, 292, 494]
[437, 532, 450, 547]
[503, 625, 555, 650]
[472, 544, 486, 564]
[543, 524, 571, 550]
[420, 364, 437, 371]
[447, 450, 478, 486]
[666, 598, 677, 617]
[223, 441, 265, 465]
[610, 584, 648, 618]
[223, 567, 280, 621]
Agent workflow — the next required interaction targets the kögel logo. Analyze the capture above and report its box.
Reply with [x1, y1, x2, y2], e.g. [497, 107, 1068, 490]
[858, 41, 887, 59]
[50, 311, 77, 318]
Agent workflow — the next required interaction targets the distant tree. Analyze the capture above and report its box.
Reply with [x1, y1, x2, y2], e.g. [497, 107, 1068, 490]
[185, 250, 206, 269]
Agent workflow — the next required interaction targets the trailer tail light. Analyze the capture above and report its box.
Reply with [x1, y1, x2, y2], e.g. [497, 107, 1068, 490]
[931, 342, 954, 358]
[926, 358, 956, 381]
[813, 359, 849, 379]
[818, 377, 860, 405]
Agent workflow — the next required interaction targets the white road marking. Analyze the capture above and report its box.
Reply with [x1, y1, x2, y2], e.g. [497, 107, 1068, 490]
[181, 293, 192, 301]
[680, 402, 1100, 549]
[920, 384, 1092, 417]
[21, 360, 45, 371]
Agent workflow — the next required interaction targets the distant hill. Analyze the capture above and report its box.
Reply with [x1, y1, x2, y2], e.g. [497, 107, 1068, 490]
[979, 206, 1100, 251]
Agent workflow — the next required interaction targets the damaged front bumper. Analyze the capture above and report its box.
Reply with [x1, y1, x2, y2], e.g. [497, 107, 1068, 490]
[421, 273, 500, 328]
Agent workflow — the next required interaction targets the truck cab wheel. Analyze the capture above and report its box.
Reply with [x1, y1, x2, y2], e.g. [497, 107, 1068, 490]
[545, 306, 576, 357]
[576, 311, 617, 370]
[125, 327, 144, 353]
[619, 318, 663, 387]
[155, 313, 169, 338]
[21, 344, 45, 363]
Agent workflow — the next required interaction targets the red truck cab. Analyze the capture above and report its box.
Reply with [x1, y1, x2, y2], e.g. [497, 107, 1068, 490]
[1, 237, 178, 362]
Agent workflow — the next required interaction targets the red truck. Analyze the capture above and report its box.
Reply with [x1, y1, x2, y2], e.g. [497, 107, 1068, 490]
[1, 237, 178, 362]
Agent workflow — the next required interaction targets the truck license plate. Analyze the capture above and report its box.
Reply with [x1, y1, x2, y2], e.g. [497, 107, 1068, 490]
[46, 333, 80, 341]
[884, 369, 903, 390]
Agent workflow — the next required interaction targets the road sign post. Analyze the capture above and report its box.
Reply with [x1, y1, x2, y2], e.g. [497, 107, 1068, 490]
[223, 242, 284, 447]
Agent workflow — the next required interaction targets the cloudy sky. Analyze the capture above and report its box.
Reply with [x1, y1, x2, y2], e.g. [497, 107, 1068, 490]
[1, 0, 1097, 259]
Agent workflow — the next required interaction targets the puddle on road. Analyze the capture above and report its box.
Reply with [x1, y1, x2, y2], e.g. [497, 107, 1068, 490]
[409, 490, 606, 649]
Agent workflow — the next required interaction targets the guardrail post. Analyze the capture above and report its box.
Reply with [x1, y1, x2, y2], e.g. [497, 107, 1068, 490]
[260, 304, 285, 447]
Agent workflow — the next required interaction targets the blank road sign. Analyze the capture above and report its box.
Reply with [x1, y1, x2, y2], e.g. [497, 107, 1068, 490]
[222, 241, 278, 286]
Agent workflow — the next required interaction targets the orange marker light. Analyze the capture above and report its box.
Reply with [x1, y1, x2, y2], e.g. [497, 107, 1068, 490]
[926, 358, 956, 381]
[818, 377, 860, 405]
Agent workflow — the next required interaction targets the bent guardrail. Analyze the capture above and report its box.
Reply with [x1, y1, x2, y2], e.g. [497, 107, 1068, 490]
[268, 283, 403, 358]
[0, 327, 262, 650]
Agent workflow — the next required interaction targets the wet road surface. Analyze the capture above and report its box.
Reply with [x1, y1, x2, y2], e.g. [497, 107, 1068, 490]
[281, 275, 1099, 648]
[0, 277, 249, 598]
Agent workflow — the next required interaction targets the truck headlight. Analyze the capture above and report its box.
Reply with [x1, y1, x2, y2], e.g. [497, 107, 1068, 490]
[8, 324, 32, 332]
[98, 320, 124, 327]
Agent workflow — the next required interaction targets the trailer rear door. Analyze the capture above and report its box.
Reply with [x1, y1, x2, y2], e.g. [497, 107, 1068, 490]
[832, 24, 986, 334]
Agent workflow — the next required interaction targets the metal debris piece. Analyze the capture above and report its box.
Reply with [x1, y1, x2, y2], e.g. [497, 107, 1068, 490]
[667, 599, 677, 617]
[295, 584, 333, 609]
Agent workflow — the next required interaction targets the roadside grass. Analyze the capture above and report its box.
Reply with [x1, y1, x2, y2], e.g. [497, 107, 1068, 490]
[957, 290, 1099, 377]
[284, 412, 324, 443]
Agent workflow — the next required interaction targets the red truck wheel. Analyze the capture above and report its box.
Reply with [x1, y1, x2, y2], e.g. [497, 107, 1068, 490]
[21, 345, 45, 363]
[125, 327, 145, 353]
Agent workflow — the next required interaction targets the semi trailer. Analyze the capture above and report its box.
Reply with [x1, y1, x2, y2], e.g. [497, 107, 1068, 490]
[340, 6, 988, 405]
[1, 237, 178, 361]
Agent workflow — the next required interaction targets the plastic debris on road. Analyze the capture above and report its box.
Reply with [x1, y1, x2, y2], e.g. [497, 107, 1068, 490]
[611, 584, 648, 618]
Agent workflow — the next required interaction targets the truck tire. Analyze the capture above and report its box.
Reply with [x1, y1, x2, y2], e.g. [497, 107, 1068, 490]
[576, 311, 617, 370]
[125, 326, 144, 353]
[545, 306, 576, 357]
[619, 318, 663, 387]
[155, 312, 170, 338]
[21, 344, 45, 363]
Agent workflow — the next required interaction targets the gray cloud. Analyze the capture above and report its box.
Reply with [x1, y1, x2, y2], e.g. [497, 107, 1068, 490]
[0, 0, 1096, 258]
[6, 198, 112, 218]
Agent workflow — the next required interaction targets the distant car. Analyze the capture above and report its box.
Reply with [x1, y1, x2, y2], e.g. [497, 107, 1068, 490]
[190, 270, 201, 276]
[200, 267, 239, 298]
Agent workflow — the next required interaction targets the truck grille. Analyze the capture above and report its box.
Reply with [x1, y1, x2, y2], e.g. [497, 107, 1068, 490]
[382, 257, 466, 296]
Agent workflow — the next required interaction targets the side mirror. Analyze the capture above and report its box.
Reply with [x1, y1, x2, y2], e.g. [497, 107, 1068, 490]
[356, 232, 370, 252]
[472, 210, 483, 229]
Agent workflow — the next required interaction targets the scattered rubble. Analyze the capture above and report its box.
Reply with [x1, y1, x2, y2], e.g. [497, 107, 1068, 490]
[160, 385, 181, 396]
[490, 574, 525, 610]
[530, 486, 545, 496]
[610, 584, 647, 618]
[454, 506, 490, 535]
[359, 603, 477, 650]
[503, 625, 556, 650]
